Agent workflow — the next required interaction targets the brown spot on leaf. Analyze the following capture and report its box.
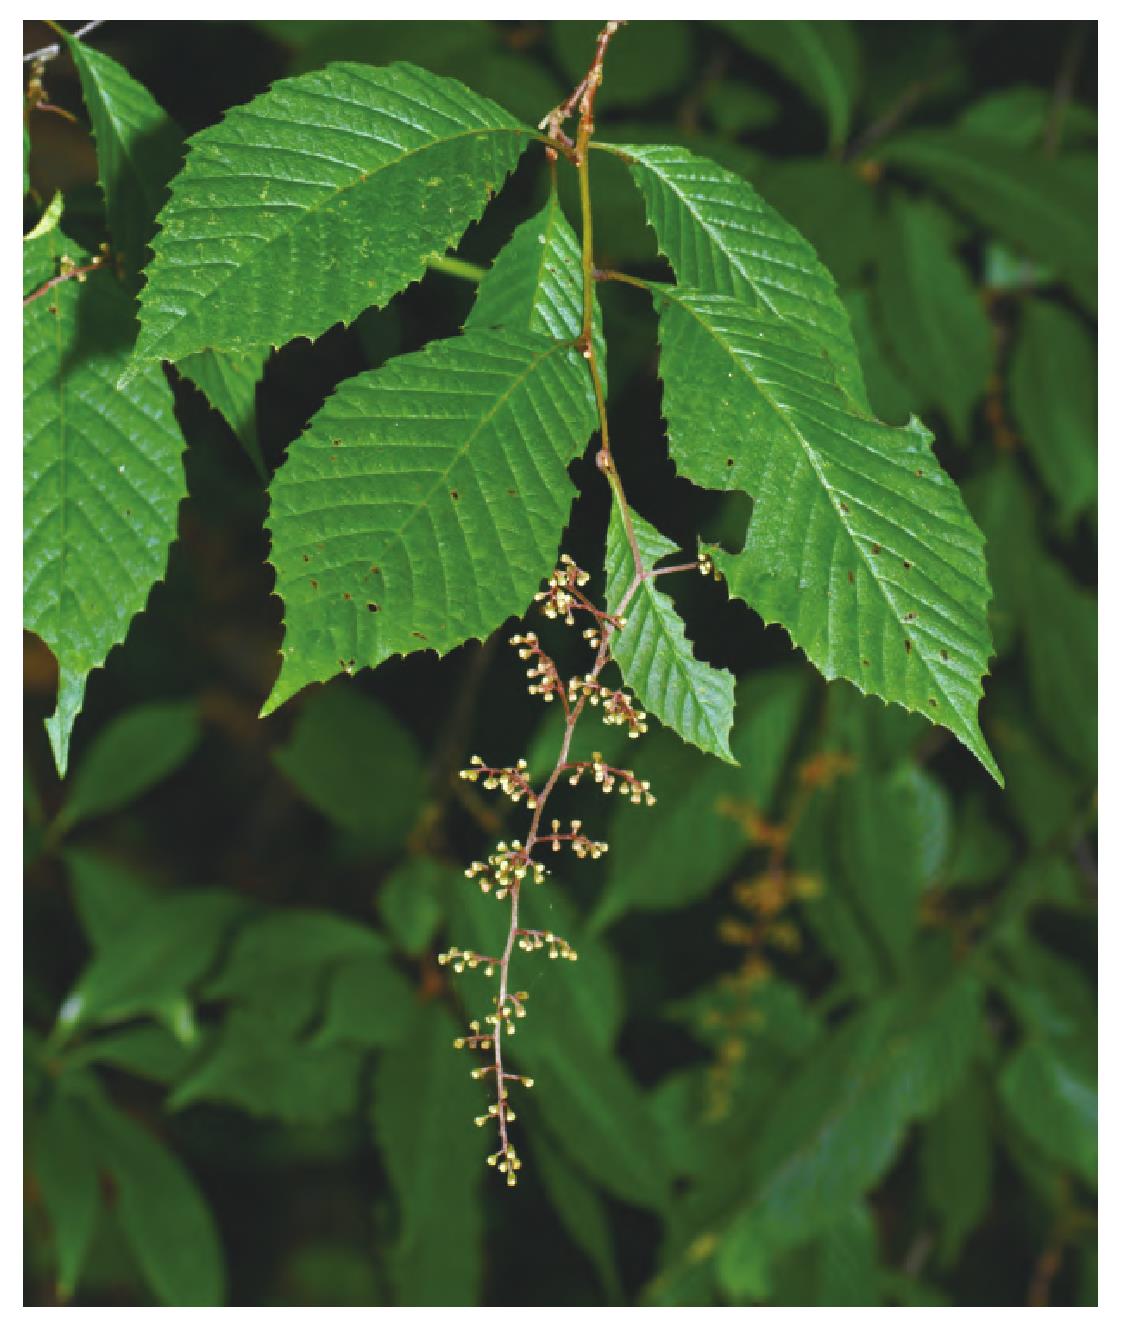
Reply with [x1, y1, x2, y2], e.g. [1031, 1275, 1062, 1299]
[928, 697, 938, 707]
[904, 639, 912, 654]
[903, 560, 912, 570]
[343, 592, 352, 601]
[310, 579, 319, 590]
[332, 438, 342, 447]
[450, 489, 460, 501]
[411, 631, 427, 641]
[940, 648, 949, 660]
[847, 570, 855, 583]
[870, 543, 881, 554]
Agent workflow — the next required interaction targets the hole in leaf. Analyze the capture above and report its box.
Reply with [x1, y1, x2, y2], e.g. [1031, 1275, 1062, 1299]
[367, 602, 380, 613]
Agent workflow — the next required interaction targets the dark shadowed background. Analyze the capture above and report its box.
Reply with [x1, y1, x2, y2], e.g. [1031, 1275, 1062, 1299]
[24, 19, 1096, 1307]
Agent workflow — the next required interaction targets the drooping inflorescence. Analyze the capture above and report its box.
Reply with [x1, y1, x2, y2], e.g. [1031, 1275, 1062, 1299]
[438, 552, 661, 1186]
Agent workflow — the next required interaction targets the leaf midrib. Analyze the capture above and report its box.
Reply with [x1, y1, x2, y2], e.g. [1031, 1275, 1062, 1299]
[660, 289, 977, 746]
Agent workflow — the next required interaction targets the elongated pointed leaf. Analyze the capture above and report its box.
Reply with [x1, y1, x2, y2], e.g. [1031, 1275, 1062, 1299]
[606, 504, 735, 762]
[874, 197, 992, 443]
[32, 1092, 101, 1298]
[64, 33, 183, 281]
[63, 36, 272, 472]
[131, 62, 529, 367]
[86, 1097, 225, 1305]
[652, 285, 1000, 782]
[373, 1004, 485, 1304]
[467, 192, 587, 342]
[265, 329, 595, 711]
[177, 349, 269, 477]
[1010, 299, 1096, 527]
[718, 21, 861, 149]
[23, 230, 187, 775]
[876, 131, 1096, 310]
[465, 190, 606, 383]
[617, 142, 867, 404]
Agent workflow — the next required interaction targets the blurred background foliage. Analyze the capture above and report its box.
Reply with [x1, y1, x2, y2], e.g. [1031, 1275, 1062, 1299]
[24, 18, 1096, 1306]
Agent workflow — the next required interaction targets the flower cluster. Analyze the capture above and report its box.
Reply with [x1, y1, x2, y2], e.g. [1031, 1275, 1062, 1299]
[439, 553, 668, 1186]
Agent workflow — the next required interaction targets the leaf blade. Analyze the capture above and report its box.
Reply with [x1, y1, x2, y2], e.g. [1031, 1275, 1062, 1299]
[652, 285, 1000, 783]
[23, 230, 187, 774]
[132, 61, 530, 364]
[606, 504, 735, 763]
[265, 328, 595, 710]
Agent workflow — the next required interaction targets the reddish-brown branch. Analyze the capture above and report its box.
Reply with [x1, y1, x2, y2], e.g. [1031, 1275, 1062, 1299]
[23, 257, 110, 307]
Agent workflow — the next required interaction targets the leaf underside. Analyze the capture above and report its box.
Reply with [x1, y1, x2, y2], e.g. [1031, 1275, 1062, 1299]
[265, 329, 596, 711]
[132, 61, 530, 366]
[24, 231, 186, 774]
[606, 505, 736, 763]
[652, 284, 1000, 783]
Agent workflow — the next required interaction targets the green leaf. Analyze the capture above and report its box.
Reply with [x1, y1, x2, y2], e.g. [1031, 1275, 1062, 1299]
[619, 142, 867, 405]
[313, 952, 416, 1049]
[64, 32, 183, 280]
[703, 80, 779, 136]
[56, 700, 200, 832]
[874, 197, 993, 442]
[515, 1008, 672, 1211]
[206, 908, 386, 1000]
[177, 349, 270, 478]
[921, 1075, 993, 1263]
[530, 1130, 623, 1300]
[1010, 299, 1096, 527]
[718, 21, 861, 149]
[595, 667, 808, 928]
[959, 86, 1096, 151]
[85, 1095, 225, 1304]
[466, 192, 591, 345]
[64, 848, 157, 950]
[377, 856, 449, 955]
[755, 159, 879, 288]
[843, 288, 915, 427]
[652, 284, 1000, 783]
[68, 1023, 204, 1086]
[1023, 555, 1097, 774]
[273, 684, 425, 847]
[23, 229, 187, 776]
[31, 1091, 101, 1298]
[171, 1008, 363, 1123]
[373, 1003, 485, 1303]
[64, 888, 246, 1029]
[265, 329, 594, 710]
[875, 132, 1096, 310]
[64, 30, 269, 471]
[131, 62, 529, 366]
[718, 973, 982, 1270]
[606, 503, 736, 763]
[999, 1040, 1096, 1187]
